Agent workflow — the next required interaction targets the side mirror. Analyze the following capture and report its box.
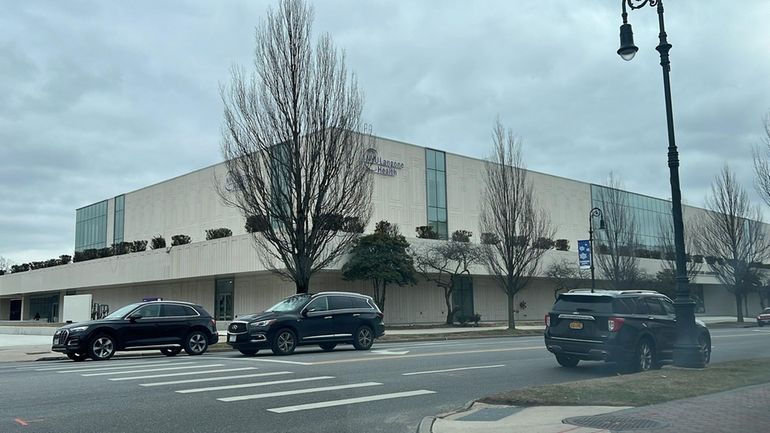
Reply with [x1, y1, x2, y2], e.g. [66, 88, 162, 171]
[128, 314, 142, 322]
[301, 309, 309, 318]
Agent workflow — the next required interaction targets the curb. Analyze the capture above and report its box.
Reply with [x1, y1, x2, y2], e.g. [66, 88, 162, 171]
[416, 400, 476, 433]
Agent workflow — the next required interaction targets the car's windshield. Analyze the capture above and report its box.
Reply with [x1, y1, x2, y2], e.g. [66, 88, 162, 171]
[104, 303, 141, 320]
[266, 294, 311, 312]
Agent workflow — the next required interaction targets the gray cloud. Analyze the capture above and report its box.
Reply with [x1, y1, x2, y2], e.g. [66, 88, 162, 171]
[1, 0, 769, 263]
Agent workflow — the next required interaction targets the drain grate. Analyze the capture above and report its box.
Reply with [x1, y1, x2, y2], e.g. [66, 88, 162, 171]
[563, 414, 667, 431]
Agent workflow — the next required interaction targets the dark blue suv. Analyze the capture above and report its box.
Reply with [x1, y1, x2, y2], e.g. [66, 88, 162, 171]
[227, 292, 385, 356]
[544, 290, 711, 372]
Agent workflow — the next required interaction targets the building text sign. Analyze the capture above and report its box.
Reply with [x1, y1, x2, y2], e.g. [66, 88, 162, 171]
[364, 148, 404, 177]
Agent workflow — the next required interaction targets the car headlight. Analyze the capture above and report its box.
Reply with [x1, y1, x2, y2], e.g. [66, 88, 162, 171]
[250, 319, 275, 329]
[69, 326, 89, 333]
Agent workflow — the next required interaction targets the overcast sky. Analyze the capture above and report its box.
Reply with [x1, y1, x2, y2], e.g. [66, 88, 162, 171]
[2, 0, 769, 264]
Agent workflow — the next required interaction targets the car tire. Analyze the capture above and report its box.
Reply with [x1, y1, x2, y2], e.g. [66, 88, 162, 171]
[628, 338, 655, 373]
[160, 347, 182, 357]
[319, 343, 337, 352]
[67, 352, 88, 362]
[555, 354, 579, 368]
[271, 329, 297, 356]
[239, 349, 259, 356]
[183, 331, 209, 356]
[88, 334, 116, 361]
[759, 321, 765, 327]
[698, 332, 711, 365]
[352, 326, 374, 350]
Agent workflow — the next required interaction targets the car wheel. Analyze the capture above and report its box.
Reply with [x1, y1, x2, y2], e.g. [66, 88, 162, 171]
[67, 352, 88, 362]
[88, 334, 116, 361]
[160, 347, 182, 357]
[630, 338, 655, 373]
[183, 331, 209, 356]
[759, 321, 765, 327]
[555, 354, 579, 368]
[271, 329, 297, 355]
[319, 343, 337, 352]
[352, 326, 374, 350]
[239, 349, 259, 356]
[698, 332, 711, 365]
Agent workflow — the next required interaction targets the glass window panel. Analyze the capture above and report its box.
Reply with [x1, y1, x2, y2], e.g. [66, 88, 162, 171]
[437, 175, 446, 208]
[438, 207, 447, 222]
[437, 222, 448, 239]
[428, 207, 438, 221]
[436, 151, 445, 171]
[426, 150, 436, 170]
[427, 170, 437, 206]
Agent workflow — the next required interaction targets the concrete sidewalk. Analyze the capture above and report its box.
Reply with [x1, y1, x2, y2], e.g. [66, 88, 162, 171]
[420, 382, 770, 433]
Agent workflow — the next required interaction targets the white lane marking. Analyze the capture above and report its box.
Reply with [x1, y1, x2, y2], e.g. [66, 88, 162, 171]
[713, 333, 770, 338]
[267, 390, 436, 413]
[36, 361, 174, 372]
[109, 367, 258, 381]
[371, 349, 410, 355]
[203, 356, 313, 366]
[81, 364, 222, 377]
[176, 376, 334, 394]
[218, 382, 383, 402]
[402, 364, 505, 376]
[140, 371, 292, 387]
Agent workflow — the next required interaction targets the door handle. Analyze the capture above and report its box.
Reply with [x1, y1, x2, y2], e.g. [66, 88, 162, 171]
[324, 316, 333, 319]
[353, 313, 360, 317]
[648, 316, 656, 320]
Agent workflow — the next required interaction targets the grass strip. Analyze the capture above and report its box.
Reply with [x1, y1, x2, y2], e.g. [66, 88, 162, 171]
[481, 357, 770, 407]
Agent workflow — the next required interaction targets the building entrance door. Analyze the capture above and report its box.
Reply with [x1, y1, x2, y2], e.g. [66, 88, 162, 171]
[215, 278, 234, 321]
[10, 300, 21, 320]
[452, 275, 474, 320]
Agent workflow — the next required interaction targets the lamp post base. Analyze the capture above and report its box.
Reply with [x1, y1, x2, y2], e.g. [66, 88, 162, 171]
[674, 297, 706, 368]
[673, 343, 706, 368]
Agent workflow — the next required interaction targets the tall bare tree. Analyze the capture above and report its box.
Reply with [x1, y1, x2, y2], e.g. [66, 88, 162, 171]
[218, 0, 373, 294]
[693, 166, 770, 322]
[412, 230, 483, 325]
[655, 215, 703, 299]
[479, 120, 556, 329]
[594, 174, 645, 290]
[752, 113, 770, 207]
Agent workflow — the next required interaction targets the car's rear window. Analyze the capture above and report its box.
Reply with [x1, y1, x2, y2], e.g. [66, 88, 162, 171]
[553, 295, 613, 313]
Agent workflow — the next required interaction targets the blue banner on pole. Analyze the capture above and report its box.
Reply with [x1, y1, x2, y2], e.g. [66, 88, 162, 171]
[577, 240, 591, 270]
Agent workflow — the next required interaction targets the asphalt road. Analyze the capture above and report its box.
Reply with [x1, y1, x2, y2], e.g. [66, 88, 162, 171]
[1, 327, 769, 433]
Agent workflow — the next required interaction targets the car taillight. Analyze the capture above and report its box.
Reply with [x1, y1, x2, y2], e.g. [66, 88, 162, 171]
[377, 312, 384, 320]
[544, 314, 551, 328]
[608, 317, 625, 332]
[211, 319, 217, 328]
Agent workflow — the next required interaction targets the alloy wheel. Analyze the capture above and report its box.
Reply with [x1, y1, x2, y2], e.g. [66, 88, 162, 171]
[277, 331, 295, 353]
[638, 341, 653, 371]
[92, 337, 114, 360]
[188, 333, 207, 354]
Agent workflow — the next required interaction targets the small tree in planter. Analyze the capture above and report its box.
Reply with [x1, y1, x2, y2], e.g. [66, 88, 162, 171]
[206, 228, 233, 240]
[97, 247, 113, 258]
[342, 216, 365, 233]
[60, 255, 72, 265]
[112, 242, 132, 255]
[151, 236, 166, 250]
[245, 215, 270, 233]
[171, 235, 191, 246]
[533, 237, 555, 250]
[481, 232, 500, 245]
[132, 240, 148, 252]
[554, 239, 570, 251]
[416, 225, 439, 240]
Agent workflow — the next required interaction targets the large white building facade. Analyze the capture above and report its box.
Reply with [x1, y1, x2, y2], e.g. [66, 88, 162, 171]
[0, 135, 765, 324]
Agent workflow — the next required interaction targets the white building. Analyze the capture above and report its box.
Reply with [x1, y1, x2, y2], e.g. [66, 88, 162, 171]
[0, 135, 764, 324]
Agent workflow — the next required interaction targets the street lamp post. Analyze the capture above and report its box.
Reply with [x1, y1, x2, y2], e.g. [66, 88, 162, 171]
[616, 0, 705, 368]
[588, 207, 605, 293]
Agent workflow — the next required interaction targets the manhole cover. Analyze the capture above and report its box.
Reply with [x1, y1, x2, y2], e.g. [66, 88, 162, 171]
[563, 415, 667, 431]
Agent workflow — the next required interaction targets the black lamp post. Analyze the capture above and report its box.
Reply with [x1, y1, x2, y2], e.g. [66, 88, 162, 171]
[616, 0, 705, 368]
[588, 207, 605, 293]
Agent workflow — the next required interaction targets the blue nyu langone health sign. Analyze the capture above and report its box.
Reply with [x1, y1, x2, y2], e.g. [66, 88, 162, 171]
[577, 240, 591, 270]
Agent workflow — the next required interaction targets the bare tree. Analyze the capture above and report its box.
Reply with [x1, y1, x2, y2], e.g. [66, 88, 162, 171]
[217, 0, 373, 294]
[693, 165, 770, 322]
[545, 258, 589, 300]
[412, 230, 483, 325]
[752, 114, 770, 207]
[594, 174, 645, 290]
[479, 120, 556, 329]
[655, 215, 703, 298]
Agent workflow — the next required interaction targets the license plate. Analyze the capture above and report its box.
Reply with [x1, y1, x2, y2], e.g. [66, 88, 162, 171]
[227, 335, 235, 343]
[569, 321, 584, 330]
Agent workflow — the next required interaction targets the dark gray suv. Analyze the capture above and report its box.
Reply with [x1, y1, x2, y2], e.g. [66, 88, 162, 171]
[544, 289, 711, 372]
[227, 292, 385, 356]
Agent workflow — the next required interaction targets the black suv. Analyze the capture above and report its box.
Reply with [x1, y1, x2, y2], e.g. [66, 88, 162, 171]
[544, 290, 711, 372]
[52, 300, 219, 361]
[227, 292, 385, 356]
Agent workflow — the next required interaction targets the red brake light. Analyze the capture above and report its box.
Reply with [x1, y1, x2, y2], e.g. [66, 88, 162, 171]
[608, 317, 625, 332]
[211, 319, 217, 328]
[544, 314, 551, 328]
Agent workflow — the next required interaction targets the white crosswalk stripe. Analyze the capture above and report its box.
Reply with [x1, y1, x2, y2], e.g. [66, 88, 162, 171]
[267, 390, 437, 413]
[81, 363, 222, 377]
[110, 367, 259, 381]
[217, 382, 382, 402]
[37, 361, 174, 372]
[176, 376, 335, 394]
[139, 371, 292, 387]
